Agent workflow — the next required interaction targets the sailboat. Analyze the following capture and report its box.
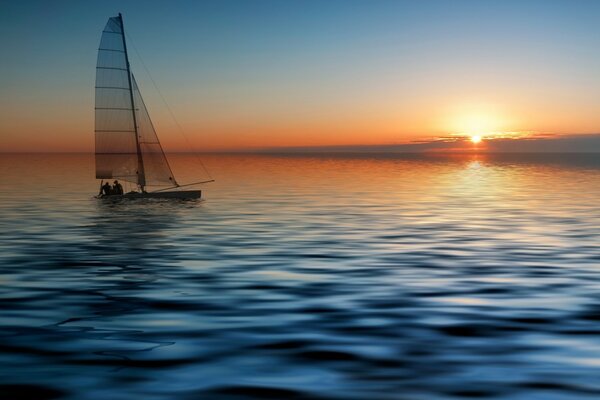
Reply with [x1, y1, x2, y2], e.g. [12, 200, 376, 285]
[95, 13, 212, 199]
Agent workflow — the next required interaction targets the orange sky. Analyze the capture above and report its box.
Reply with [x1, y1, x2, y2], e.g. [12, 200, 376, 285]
[3, 94, 599, 152]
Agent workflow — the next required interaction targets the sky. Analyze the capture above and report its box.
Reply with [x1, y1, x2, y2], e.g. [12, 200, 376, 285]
[2, 0, 600, 152]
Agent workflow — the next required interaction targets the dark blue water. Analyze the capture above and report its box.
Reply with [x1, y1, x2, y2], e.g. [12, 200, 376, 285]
[1, 153, 600, 399]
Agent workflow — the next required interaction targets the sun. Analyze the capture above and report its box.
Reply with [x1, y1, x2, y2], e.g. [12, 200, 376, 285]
[470, 134, 482, 144]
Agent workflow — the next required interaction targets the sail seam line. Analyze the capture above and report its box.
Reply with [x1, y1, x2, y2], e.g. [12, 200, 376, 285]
[102, 30, 122, 34]
[95, 130, 136, 132]
[96, 67, 128, 71]
[95, 86, 130, 90]
[95, 107, 133, 110]
[98, 48, 125, 53]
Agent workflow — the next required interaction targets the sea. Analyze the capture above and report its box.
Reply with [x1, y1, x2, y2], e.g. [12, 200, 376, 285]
[1, 152, 600, 400]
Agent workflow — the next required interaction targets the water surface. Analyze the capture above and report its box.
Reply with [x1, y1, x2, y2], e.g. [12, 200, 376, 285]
[1, 153, 600, 399]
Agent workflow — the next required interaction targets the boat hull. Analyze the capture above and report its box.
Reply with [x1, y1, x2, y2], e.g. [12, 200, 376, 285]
[99, 190, 202, 200]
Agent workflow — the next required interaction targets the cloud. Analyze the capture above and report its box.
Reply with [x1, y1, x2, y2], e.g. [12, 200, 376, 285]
[257, 133, 600, 154]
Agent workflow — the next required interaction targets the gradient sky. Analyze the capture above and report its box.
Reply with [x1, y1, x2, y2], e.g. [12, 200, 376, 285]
[2, 0, 600, 151]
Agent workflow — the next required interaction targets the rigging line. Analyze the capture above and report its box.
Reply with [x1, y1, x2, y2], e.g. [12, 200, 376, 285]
[151, 179, 215, 193]
[124, 31, 213, 181]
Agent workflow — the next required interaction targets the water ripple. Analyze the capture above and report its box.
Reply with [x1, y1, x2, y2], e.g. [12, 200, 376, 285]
[1, 153, 600, 399]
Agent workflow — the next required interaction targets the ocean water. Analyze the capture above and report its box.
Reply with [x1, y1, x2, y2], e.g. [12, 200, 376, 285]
[1, 153, 600, 400]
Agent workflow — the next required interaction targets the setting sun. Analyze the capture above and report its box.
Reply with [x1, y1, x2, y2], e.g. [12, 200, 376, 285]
[470, 134, 482, 144]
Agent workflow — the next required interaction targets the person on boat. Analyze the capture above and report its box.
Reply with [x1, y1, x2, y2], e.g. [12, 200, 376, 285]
[113, 180, 124, 195]
[101, 181, 112, 196]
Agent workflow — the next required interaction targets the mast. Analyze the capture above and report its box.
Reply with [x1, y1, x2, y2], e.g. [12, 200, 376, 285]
[118, 13, 146, 191]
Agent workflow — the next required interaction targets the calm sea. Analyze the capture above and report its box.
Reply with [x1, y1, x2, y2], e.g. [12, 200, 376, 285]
[1, 153, 600, 400]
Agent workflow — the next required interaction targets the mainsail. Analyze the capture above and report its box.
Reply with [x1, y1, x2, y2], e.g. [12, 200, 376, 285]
[95, 14, 176, 188]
